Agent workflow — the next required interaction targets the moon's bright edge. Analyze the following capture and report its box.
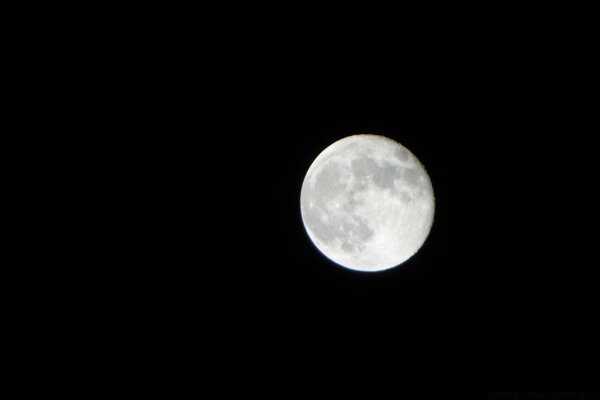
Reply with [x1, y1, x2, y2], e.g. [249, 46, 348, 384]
[300, 134, 435, 272]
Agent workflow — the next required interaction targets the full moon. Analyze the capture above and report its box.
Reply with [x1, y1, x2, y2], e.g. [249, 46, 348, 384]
[300, 134, 435, 272]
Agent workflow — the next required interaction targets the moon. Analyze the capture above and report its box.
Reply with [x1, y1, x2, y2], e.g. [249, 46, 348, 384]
[300, 134, 435, 272]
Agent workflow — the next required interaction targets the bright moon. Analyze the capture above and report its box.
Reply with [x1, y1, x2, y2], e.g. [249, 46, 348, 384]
[300, 134, 435, 272]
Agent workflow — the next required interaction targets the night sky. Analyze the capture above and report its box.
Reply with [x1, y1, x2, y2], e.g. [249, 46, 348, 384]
[70, 8, 597, 397]
[210, 70, 597, 392]
[143, 55, 597, 395]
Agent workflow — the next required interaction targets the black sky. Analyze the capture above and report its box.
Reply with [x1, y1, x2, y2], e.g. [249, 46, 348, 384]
[51, 7, 598, 397]
[131, 41, 599, 394]
[204, 65, 597, 390]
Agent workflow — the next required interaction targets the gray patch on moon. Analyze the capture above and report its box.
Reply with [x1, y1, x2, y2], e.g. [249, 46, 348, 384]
[373, 161, 401, 190]
[302, 199, 373, 253]
[399, 191, 413, 203]
[342, 192, 363, 213]
[337, 215, 373, 253]
[351, 156, 401, 190]
[312, 161, 347, 204]
[300, 205, 337, 244]
[341, 242, 354, 252]
[351, 156, 378, 178]
[302, 158, 374, 252]
[395, 148, 410, 161]
[402, 168, 421, 187]
[352, 180, 368, 193]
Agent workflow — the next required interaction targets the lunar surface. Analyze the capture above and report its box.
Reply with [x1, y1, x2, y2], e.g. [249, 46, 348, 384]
[300, 134, 435, 272]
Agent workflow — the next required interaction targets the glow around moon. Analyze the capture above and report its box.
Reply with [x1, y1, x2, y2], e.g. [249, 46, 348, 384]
[300, 134, 435, 272]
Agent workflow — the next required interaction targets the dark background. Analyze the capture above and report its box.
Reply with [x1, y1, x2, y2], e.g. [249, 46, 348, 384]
[206, 66, 597, 393]
[120, 25, 597, 395]
[28, 6, 597, 397]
